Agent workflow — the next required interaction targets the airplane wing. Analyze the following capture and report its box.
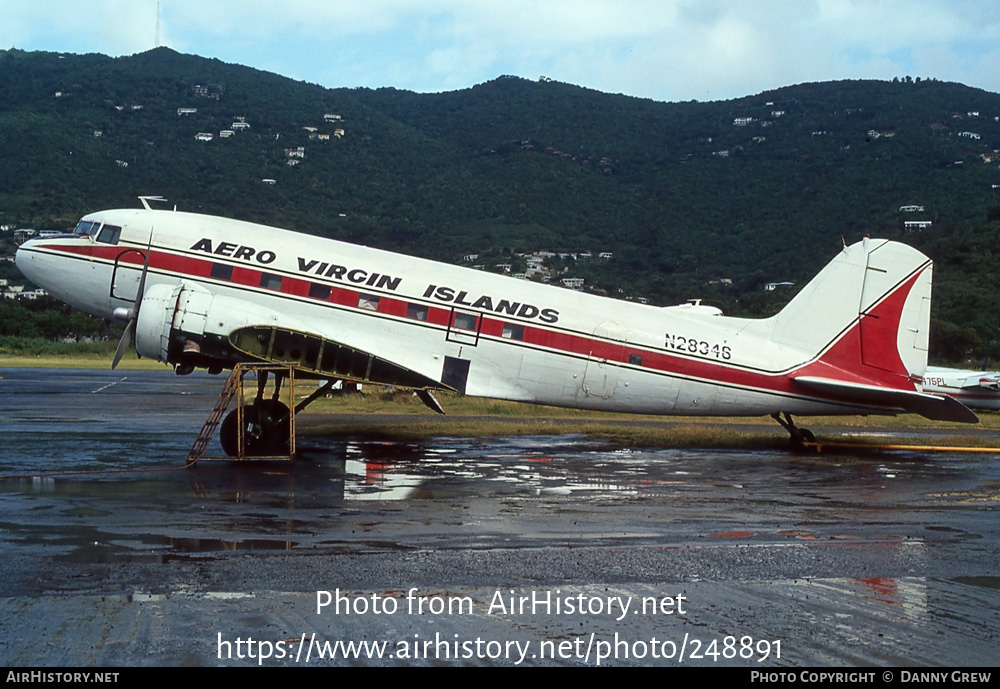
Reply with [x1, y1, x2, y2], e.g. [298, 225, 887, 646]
[227, 324, 448, 390]
[963, 375, 1000, 390]
[135, 281, 448, 390]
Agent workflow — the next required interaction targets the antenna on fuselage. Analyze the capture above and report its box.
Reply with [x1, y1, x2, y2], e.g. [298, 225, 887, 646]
[138, 195, 169, 211]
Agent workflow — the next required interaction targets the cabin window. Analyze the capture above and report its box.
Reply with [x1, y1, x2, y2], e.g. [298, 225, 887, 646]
[358, 294, 380, 311]
[309, 283, 331, 300]
[210, 263, 233, 280]
[629, 354, 643, 366]
[501, 323, 524, 340]
[406, 303, 429, 321]
[453, 313, 478, 331]
[96, 224, 121, 245]
[260, 273, 283, 290]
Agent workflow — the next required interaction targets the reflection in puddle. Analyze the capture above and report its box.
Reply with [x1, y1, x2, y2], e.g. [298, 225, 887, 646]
[852, 575, 929, 620]
[168, 537, 295, 552]
[337, 437, 652, 502]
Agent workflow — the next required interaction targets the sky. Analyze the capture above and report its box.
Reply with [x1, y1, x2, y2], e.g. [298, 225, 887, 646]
[2, 0, 1000, 103]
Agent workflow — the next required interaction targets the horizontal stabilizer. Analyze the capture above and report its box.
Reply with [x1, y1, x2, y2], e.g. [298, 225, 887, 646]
[792, 376, 979, 424]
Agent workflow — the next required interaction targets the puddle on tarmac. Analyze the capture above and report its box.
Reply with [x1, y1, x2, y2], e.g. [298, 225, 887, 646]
[3, 368, 999, 564]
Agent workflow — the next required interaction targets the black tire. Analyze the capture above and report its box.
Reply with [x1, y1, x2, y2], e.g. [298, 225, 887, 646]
[219, 400, 291, 457]
[789, 427, 816, 453]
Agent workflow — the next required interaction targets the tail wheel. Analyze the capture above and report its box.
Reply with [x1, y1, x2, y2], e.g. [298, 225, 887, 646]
[789, 427, 816, 452]
[219, 400, 291, 457]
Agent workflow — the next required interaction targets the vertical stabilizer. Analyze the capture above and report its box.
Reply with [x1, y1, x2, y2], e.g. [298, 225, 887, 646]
[771, 238, 932, 388]
[769, 239, 975, 422]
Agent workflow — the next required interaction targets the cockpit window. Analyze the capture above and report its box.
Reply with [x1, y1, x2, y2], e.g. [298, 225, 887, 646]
[73, 220, 99, 236]
[96, 224, 122, 245]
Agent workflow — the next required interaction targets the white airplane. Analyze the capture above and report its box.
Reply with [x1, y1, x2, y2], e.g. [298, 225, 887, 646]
[923, 367, 1000, 411]
[15, 199, 976, 455]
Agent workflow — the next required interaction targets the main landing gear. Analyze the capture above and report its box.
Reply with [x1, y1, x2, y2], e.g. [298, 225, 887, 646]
[771, 412, 816, 452]
[219, 376, 291, 458]
[187, 363, 338, 464]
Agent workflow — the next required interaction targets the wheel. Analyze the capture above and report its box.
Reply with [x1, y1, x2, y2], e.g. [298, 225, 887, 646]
[219, 400, 291, 457]
[789, 427, 816, 452]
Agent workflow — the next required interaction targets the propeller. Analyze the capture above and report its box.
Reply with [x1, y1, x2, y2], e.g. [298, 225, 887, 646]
[112, 245, 151, 369]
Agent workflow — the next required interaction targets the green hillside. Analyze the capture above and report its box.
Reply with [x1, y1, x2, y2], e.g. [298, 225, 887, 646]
[2, 48, 999, 361]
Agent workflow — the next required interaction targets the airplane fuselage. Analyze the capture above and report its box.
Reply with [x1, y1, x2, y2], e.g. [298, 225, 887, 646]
[15, 207, 949, 421]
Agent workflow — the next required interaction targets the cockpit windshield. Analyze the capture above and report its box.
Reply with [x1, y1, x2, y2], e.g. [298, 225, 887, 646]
[70, 218, 121, 244]
[73, 220, 100, 236]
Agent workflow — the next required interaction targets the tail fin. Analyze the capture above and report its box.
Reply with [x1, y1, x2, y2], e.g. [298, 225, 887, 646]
[769, 238, 976, 423]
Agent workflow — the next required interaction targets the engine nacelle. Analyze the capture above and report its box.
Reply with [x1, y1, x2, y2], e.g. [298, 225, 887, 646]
[135, 282, 300, 366]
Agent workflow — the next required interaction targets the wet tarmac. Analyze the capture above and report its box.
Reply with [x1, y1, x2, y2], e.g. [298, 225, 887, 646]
[1, 368, 998, 666]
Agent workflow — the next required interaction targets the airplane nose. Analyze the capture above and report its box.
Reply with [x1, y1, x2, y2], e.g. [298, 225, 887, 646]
[15, 240, 30, 269]
[15, 242, 28, 271]
[15, 239, 43, 285]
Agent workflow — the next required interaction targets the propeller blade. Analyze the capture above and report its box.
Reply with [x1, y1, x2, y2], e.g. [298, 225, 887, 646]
[135, 245, 151, 306]
[112, 319, 135, 369]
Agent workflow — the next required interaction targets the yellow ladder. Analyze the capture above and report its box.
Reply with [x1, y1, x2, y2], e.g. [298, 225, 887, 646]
[185, 368, 241, 466]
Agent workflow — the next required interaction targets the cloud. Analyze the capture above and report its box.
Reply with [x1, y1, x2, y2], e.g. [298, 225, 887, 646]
[1, 0, 998, 101]
[0, 0, 157, 55]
